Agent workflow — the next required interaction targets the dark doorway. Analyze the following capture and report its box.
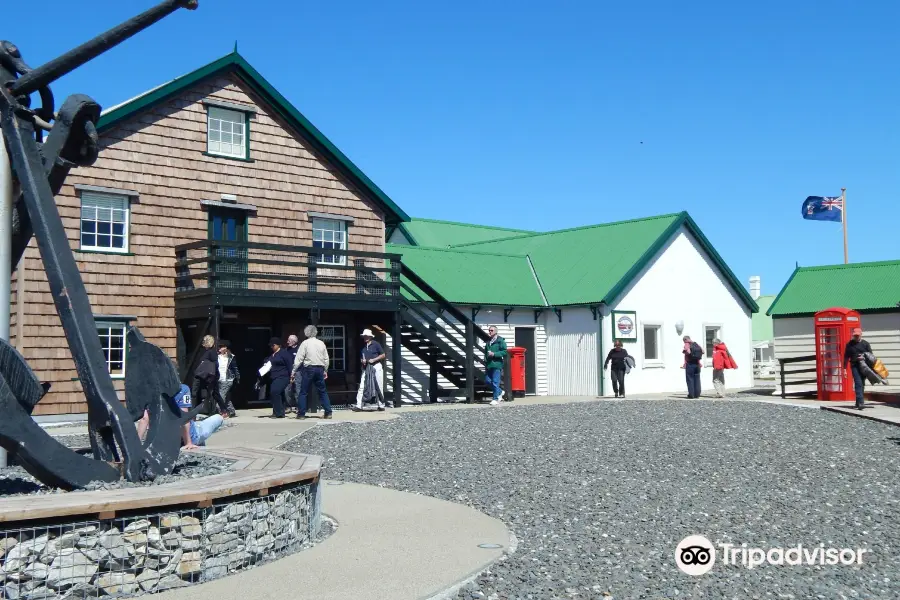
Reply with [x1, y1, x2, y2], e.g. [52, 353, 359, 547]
[514, 327, 537, 395]
[208, 207, 249, 289]
[220, 324, 271, 408]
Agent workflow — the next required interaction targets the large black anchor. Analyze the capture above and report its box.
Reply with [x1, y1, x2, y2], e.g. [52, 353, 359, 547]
[0, 0, 199, 489]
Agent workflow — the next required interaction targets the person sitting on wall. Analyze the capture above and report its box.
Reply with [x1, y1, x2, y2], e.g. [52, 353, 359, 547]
[136, 384, 224, 449]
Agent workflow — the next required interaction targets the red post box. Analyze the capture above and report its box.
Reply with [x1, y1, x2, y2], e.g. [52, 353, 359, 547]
[508, 346, 527, 397]
[814, 307, 861, 401]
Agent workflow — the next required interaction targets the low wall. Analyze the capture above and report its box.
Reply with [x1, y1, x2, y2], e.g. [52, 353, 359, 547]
[0, 479, 321, 600]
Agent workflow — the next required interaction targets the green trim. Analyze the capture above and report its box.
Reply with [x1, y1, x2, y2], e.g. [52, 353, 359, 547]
[397, 222, 419, 245]
[772, 307, 900, 318]
[97, 51, 410, 225]
[600, 212, 759, 314]
[201, 152, 256, 163]
[766, 266, 800, 316]
[76, 249, 136, 256]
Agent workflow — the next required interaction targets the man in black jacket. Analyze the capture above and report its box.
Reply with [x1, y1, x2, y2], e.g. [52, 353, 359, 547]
[603, 341, 631, 398]
[843, 327, 872, 410]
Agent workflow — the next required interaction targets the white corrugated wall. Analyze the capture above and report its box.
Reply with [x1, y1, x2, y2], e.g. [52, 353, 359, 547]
[384, 305, 550, 403]
[545, 307, 600, 396]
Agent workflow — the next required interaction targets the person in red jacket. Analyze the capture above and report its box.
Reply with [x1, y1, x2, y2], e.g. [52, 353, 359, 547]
[711, 338, 738, 397]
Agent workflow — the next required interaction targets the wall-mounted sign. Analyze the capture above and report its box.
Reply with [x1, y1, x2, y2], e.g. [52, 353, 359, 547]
[612, 310, 638, 341]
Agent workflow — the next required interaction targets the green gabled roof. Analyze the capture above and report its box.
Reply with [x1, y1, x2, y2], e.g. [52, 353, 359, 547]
[386, 244, 545, 307]
[398, 218, 534, 248]
[451, 212, 758, 311]
[767, 260, 900, 317]
[752, 295, 776, 341]
[97, 51, 410, 225]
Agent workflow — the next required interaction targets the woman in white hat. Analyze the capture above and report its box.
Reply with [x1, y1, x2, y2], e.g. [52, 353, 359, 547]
[355, 328, 386, 411]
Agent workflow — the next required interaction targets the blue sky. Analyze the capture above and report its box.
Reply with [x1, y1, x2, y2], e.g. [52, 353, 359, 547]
[6, 0, 899, 297]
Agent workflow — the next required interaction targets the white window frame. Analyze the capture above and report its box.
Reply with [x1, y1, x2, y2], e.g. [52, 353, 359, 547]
[312, 218, 347, 266]
[96, 321, 127, 378]
[318, 325, 346, 372]
[641, 321, 664, 368]
[80, 192, 130, 253]
[702, 323, 723, 367]
[207, 106, 247, 159]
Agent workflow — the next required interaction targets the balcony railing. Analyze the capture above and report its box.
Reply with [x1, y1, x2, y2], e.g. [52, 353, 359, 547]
[175, 241, 402, 298]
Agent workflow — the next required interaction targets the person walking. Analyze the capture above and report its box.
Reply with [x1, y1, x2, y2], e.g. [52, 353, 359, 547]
[355, 329, 386, 411]
[216, 340, 239, 417]
[290, 325, 333, 419]
[681, 335, 704, 398]
[711, 338, 738, 398]
[603, 340, 632, 398]
[264, 337, 293, 419]
[192, 335, 226, 416]
[484, 326, 508, 406]
[284, 334, 300, 414]
[844, 327, 873, 410]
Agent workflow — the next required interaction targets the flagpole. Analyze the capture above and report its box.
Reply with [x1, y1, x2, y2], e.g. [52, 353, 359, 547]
[841, 187, 848, 264]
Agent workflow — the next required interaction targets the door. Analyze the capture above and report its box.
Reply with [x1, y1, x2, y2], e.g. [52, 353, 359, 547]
[514, 327, 537, 395]
[208, 208, 248, 289]
[220, 324, 272, 408]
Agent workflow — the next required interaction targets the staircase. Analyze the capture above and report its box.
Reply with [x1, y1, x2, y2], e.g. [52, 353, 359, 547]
[398, 264, 498, 402]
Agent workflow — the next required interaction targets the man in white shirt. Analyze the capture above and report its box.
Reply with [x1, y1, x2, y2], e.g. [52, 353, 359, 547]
[290, 325, 333, 419]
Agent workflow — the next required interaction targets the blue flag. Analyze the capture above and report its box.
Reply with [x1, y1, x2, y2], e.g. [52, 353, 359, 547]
[801, 196, 843, 222]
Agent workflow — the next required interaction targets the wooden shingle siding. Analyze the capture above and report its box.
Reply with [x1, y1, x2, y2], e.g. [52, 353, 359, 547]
[17, 73, 388, 416]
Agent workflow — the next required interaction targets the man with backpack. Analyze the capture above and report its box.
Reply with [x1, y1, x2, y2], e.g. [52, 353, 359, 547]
[681, 335, 704, 399]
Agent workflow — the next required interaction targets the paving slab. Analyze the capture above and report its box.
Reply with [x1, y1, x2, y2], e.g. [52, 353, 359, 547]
[154, 480, 511, 600]
[820, 400, 900, 427]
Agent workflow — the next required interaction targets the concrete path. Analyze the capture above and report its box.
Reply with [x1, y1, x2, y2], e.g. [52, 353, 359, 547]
[819, 401, 900, 427]
[155, 481, 510, 600]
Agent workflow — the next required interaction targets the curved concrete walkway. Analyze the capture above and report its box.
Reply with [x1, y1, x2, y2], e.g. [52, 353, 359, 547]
[155, 480, 511, 600]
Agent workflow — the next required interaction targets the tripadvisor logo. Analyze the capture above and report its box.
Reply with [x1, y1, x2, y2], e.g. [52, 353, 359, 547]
[675, 535, 868, 576]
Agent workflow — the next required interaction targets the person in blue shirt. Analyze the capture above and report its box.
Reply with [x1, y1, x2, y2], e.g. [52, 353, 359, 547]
[136, 385, 223, 449]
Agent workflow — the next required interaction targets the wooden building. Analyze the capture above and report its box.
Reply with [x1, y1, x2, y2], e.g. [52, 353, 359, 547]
[14, 51, 422, 417]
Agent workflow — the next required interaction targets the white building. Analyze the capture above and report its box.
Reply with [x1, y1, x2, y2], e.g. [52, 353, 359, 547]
[387, 212, 757, 400]
[767, 260, 900, 397]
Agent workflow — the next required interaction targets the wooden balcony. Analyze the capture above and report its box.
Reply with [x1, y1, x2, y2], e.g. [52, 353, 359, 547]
[174, 241, 402, 316]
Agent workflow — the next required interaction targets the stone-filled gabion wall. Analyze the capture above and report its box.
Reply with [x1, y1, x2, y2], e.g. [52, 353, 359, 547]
[0, 480, 320, 600]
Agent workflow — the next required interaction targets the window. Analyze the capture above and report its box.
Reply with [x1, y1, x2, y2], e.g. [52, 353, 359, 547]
[318, 326, 345, 371]
[704, 325, 722, 360]
[96, 321, 127, 377]
[312, 218, 347, 265]
[207, 107, 247, 159]
[643, 325, 661, 361]
[642, 322, 663, 366]
[80, 192, 129, 252]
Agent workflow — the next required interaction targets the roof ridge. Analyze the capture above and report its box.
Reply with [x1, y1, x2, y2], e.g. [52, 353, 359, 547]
[386, 243, 529, 260]
[409, 217, 534, 233]
[797, 259, 900, 271]
[449, 211, 686, 248]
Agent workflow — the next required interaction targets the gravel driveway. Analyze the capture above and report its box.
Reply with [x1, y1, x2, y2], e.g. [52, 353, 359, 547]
[283, 400, 900, 600]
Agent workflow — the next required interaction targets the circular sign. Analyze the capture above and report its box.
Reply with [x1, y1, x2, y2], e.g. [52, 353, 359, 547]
[675, 535, 716, 576]
[617, 316, 634, 336]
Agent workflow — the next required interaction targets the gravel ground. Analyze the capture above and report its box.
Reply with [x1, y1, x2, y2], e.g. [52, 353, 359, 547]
[0, 446, 234, 496]
[283, 400, 900, 600]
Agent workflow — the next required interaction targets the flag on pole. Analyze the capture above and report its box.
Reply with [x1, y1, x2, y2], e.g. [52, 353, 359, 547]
[801, 196, 843, 222]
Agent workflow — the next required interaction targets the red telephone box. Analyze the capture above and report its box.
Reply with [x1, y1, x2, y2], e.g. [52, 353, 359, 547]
[814, 307, 861, 401]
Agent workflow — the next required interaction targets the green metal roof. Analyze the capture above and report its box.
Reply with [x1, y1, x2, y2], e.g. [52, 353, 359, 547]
[96, 51, 410, 225]
[752, 295, 775, 341]
[398, 218, 534, 248]
[767, 260, 900, 317]
[450, 212, 757, 311]
[386, 244, 545, 307]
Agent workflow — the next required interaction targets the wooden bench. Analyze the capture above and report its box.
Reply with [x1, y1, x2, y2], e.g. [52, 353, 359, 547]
[0, 446, 322, 523]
